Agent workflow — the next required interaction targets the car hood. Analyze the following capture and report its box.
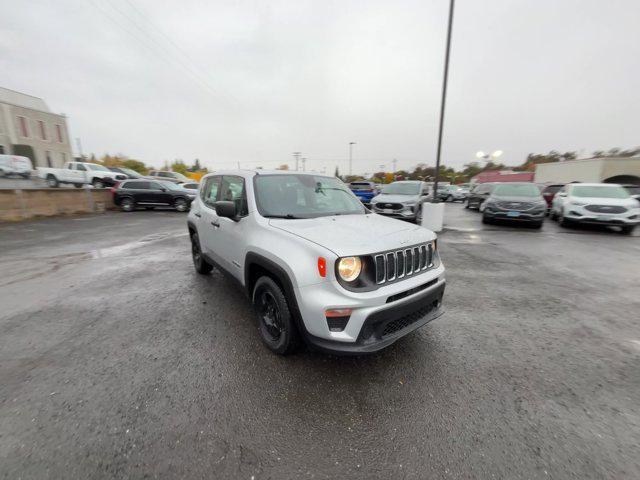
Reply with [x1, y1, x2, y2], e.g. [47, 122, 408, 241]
[371, 194, 419, 204]
[568, 196, 638, 207]
[269, 214, 435, 257]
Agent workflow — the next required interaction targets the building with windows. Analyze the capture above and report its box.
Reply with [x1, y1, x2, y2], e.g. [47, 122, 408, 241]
[534, 157, 640, 185]
[0, 87, 73, 168]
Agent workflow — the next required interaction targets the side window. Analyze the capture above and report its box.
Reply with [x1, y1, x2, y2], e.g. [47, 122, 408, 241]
[221, 176, 248, 216]
[202, 176, 221, 207]
[150, 182, 165, 190]
[67, 163, 74, 170]
[158, 172, 170, 178]
[76, 164, 86, 171]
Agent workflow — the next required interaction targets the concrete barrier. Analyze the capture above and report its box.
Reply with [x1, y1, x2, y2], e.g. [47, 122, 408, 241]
[0, 188, 115, 221]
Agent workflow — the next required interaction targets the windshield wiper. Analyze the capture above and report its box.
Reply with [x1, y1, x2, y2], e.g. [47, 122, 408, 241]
[264, 214, 302, 219]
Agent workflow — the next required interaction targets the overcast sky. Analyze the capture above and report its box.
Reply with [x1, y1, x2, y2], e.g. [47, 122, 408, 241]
[1, 0, 639, 174]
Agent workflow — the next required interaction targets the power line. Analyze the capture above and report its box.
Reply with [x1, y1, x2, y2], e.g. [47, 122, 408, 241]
[87, 0, 235, 104]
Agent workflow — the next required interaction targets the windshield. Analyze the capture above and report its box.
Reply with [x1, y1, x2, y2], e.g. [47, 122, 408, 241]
[86, 163, 110, 171]
[254, 174, 366, 218]
[571, 185, 630, 199]
[493, 184, 541, 197]
[381, 182, 421, 195]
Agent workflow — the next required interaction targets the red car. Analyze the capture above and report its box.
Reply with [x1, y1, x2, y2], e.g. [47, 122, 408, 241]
[541, 184, 564, 214]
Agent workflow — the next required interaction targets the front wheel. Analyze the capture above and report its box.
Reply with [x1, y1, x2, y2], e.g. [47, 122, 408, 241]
[482, 214, 492, 224]
[92, 178, 105, 189]
[74, 183, 83, 188]
[46, 174, 59, 188]
[120, 197, 135, 212]
[558, 211, 572, 228]
[191, 233, 213, 274]
[174, 198, 188, 212]
[253, 276, 300, 355]
[620, 225, 636, 235]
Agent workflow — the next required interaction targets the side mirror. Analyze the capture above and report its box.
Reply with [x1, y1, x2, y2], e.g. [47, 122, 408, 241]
[215, 200, 238, 220]
[159, 187, 166, 192]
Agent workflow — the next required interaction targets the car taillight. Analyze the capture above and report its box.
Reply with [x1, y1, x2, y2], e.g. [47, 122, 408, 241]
[110, 182, 119, 194]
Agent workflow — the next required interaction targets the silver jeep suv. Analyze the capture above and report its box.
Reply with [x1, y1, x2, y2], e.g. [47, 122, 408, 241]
[187, 170, 446, 355]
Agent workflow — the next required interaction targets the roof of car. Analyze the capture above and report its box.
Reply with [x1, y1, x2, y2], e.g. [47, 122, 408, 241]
[569, 183, 622, 187]
[202, 169, 335, 179]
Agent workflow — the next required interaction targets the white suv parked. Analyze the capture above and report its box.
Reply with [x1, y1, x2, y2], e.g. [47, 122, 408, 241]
[187, 170, 446, 355]
[550, 183, 640, 234]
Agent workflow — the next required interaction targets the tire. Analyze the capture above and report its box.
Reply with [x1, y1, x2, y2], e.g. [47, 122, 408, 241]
[21, 173, 30, 179]
[46, 174, 59, 188]
[92, 178, 105, 189]
[446, 195, 453, 202]
[191, 233, 213, 274]
[482, 214, 492, 224]
[74, 183, 83, 188]
[464, 199, 470, 209]
[549, 209, 558, 221]
[619, 225, 636, 235]
[478, 201, 487, 213]
[174, 198, 188, 212]
[120, 197, 135, 212]
[253, 276, 300, 355]
[558, 211, 571, 228]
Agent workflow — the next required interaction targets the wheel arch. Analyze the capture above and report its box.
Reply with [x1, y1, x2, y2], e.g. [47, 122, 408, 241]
[244, 252, 308, 336]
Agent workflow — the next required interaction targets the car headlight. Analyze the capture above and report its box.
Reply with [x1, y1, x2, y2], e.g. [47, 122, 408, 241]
[337, 256, 362, 282]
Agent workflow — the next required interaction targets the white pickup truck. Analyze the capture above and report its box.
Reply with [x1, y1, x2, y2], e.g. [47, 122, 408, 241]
[38, 162, 127, 188]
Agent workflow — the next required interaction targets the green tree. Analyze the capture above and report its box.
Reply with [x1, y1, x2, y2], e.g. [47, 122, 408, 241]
[171, 160, 189, 175]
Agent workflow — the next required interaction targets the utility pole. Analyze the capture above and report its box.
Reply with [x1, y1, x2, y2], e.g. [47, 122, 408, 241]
[432, 0, 455, 203]
[293, 152, 301, 171]
[392, 159, 397, 175]
[301, 157, 307, 171]
[349, 142, 356, 176]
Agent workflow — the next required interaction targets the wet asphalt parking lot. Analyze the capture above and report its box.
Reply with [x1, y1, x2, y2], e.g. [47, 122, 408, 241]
[1, 204, 639, 479]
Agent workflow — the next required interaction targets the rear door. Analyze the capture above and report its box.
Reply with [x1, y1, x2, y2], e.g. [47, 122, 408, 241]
[148, 182, 172, 204]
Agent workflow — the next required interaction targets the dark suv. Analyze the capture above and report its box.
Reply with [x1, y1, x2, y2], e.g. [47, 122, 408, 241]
[113, 180, 196, 212]
[482, 182, 546, 228]
[465, 183, 497, 210]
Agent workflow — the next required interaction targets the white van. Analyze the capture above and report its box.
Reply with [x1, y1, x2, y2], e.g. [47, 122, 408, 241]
[0, 155, 33, 179]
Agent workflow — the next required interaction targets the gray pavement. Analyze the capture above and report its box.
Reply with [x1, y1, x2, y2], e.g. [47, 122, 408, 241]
[1, 205, 639, 479]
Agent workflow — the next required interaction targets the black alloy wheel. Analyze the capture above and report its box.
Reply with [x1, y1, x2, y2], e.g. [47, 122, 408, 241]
[253, 276, 300, 355]
[191, 233, 213, 274]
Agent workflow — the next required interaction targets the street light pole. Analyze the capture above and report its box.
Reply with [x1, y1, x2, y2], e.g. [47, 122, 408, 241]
[432, 0, 455, 203]
[293, 152, 301, 171]
[349, 142, 356, 176]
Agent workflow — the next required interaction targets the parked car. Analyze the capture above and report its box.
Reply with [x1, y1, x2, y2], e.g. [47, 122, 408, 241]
[440, 185, 469, 202]
[550, 183, 640, 234]
[540, 183, 565, 214]
[108, 166, 146, 179]
[0, 154, 32, 178]
[369, 180, 431, 223]
[621, 184, 640, 201]
[348, 181, 378, 205]
[148, 170, 190, 184]
[465, 182, 497, 210]
[112, 179, 196, 212]
[38, 161, 126, 188]
[187, 170, 445, 355]
[481, 183, 547, 228]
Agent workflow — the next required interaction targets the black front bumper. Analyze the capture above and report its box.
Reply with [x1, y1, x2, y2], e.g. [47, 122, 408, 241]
[305, 281, 445, 355]
[484, 210, 545, 222]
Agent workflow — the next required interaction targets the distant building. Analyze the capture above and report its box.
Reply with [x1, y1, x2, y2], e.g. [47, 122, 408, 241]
[0, 87, 73, 168]
[534, 157, 640, 185]
[471, 170, 534, 184]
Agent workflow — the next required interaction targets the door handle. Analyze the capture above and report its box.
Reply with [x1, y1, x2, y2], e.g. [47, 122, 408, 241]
[211, 221, 220, 228]
[194, 213, 201, 218]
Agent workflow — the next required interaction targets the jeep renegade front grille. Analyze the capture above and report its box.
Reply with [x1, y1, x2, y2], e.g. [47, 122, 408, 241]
[374, 243, 434, 285]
